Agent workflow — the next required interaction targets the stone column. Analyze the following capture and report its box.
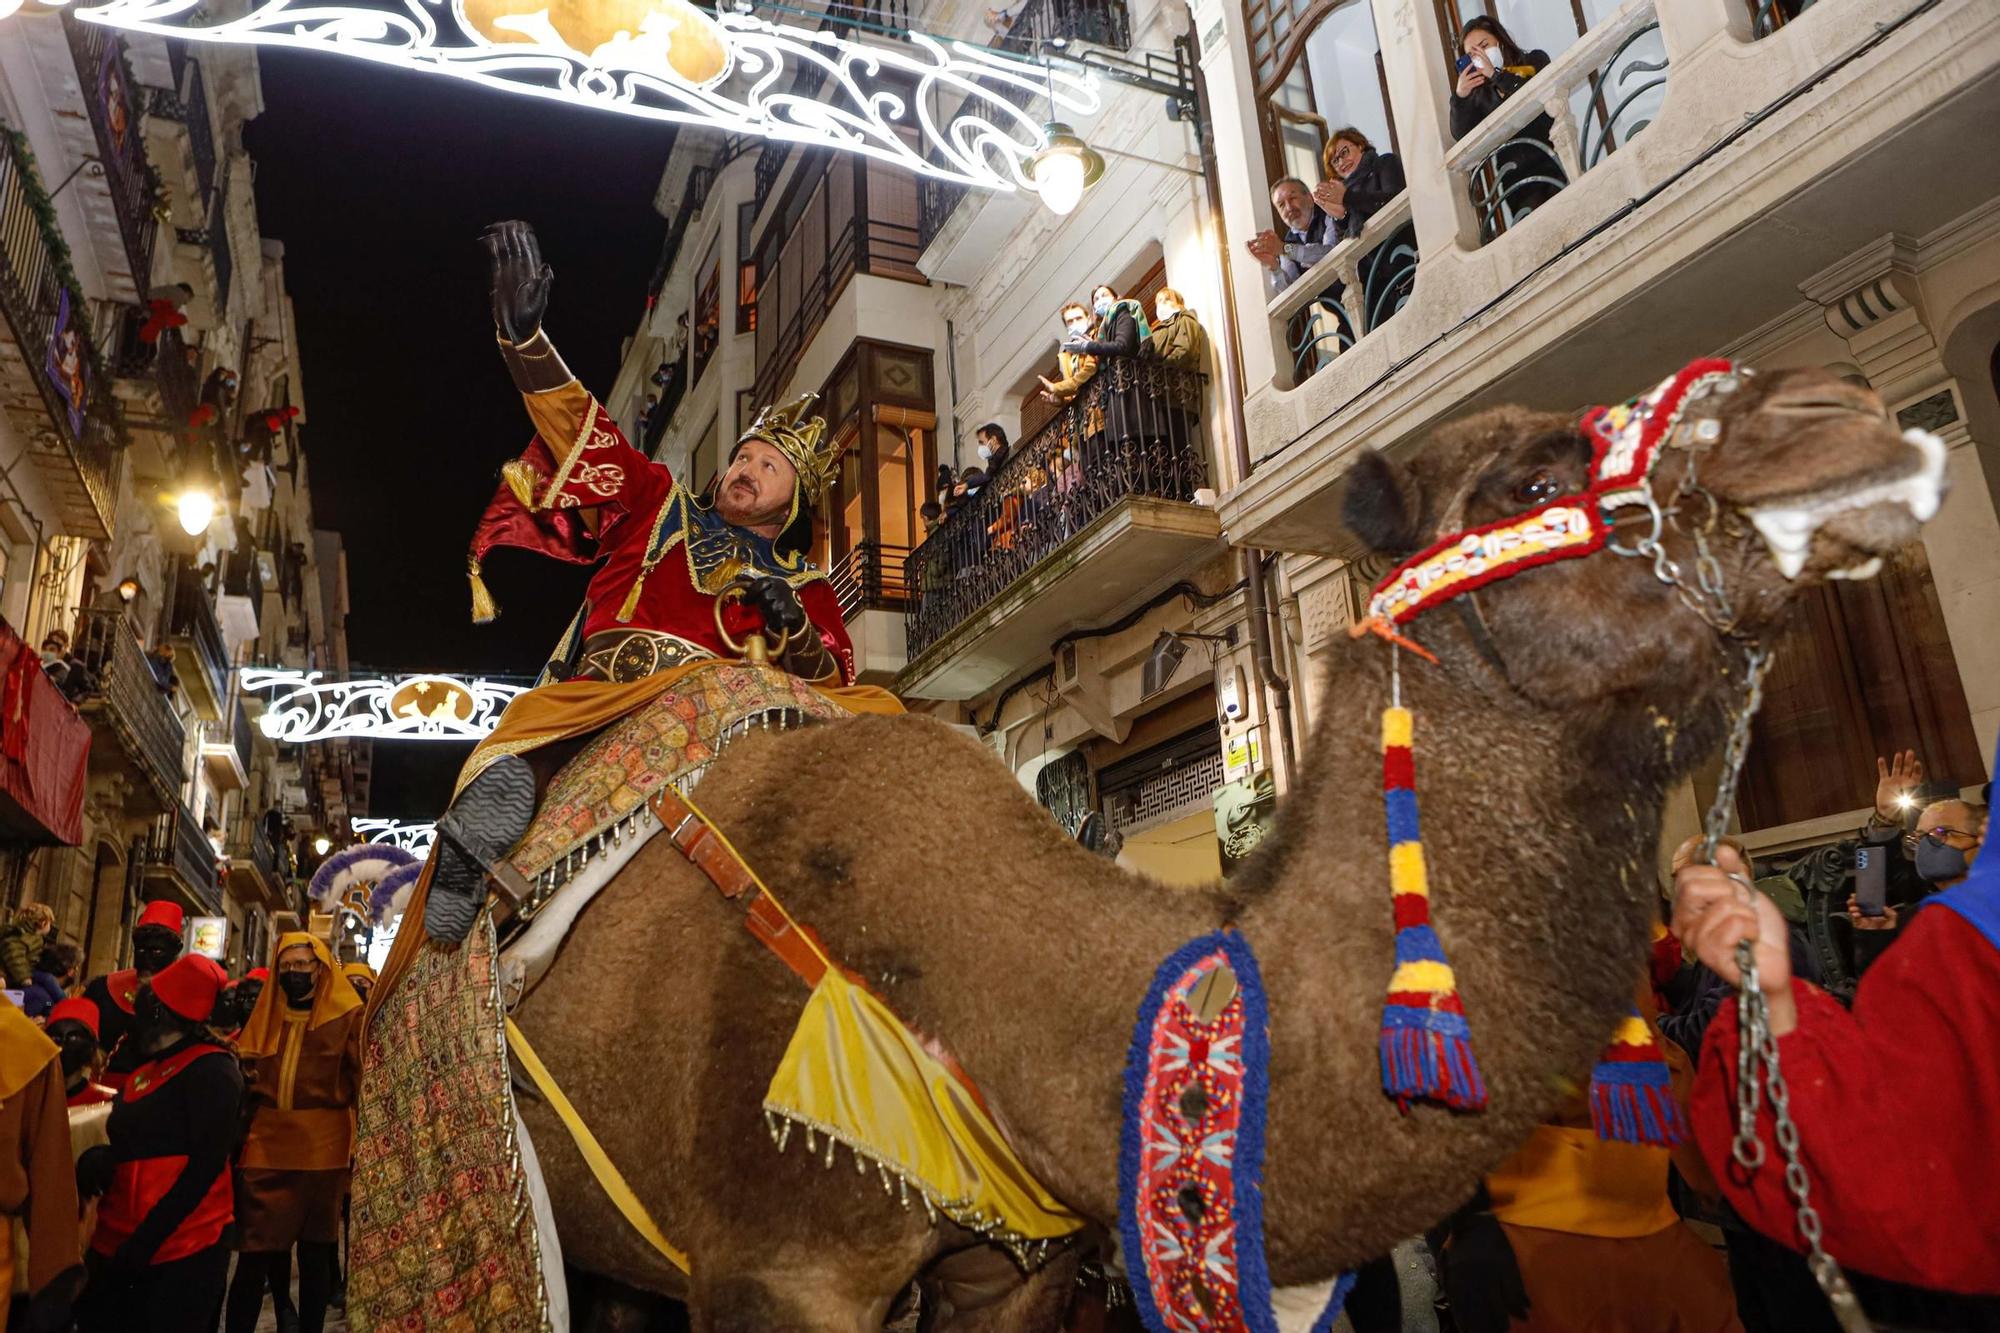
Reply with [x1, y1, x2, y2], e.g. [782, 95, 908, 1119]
[1653, 0, 1753, 63]
[1370, 0, 1480, 256]
[1802, 236, 2000, 748]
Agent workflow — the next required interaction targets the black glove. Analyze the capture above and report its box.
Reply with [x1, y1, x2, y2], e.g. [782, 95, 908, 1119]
[1439, 1201, 1529, 1333]
[75, 1145, 113, 1200]
[479, 220, 553, 344]
[740, 577, 808, 640]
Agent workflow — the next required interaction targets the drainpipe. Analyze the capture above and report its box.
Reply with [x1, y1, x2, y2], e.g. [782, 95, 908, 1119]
[1190, 47, 1299, 784]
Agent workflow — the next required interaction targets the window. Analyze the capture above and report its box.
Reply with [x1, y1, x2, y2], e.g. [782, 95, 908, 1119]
[1249, 0, 1394, 186]
[691, 242, 721, 390]
[736, 201, 758, 334]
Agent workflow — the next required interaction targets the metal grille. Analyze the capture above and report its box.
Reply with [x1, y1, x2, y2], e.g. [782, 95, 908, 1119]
[1034, 750, 1093, 834]
[1103, 747, 1224, 836]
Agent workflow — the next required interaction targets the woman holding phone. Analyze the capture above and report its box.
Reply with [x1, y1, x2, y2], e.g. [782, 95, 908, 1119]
[1450, 15, 1561, 228]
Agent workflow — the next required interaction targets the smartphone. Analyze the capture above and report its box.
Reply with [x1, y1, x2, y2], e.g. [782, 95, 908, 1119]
[1456, 54, 1473, 71]
[1854, 844, 1887, 918]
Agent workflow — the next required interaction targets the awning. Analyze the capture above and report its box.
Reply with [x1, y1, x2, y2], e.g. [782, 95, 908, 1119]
[0, 620, 90, 845]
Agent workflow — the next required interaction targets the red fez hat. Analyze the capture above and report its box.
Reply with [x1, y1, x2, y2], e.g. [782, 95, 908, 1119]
[135, 900, 185, 934]
[47, 997, 100, 1039]
[150, 955, 226, 1022]
[247, 967, 269, 983]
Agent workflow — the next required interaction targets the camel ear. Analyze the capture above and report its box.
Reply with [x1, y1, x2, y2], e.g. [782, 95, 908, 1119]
[1344, 449, 1425, 557]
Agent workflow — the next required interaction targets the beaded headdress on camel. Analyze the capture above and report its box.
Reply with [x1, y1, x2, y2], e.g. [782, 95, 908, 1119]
[738, 392, 836, 513]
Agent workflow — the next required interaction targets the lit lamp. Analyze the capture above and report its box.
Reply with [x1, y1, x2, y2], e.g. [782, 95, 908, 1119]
[1025, 123, 1104, 216]
[313, 835, 332, 856]
[176, 485, 216, 537]
[115, 577, 143, 604]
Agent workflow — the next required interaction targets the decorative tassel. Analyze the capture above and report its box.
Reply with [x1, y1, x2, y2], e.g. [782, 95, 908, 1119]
[1379, 706, 1487, 1110]
[615, 569, 648, 623]
[500, 457, 540, 509]
[1588, 1009, 1686, 1146]
[468, 556, 499, 624]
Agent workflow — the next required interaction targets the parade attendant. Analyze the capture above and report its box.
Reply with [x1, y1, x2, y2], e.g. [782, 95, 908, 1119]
[1677, 840, 2000, 1297]
[0, 994, 83, 1332]
[46, 999, 113, 1111]
[340, 960, 374, 1003]
[424, 219, 891, 943]
[77, 955, 237, 1333]
[224, 933, 362, 1333]
[82, 899, 185, 1092]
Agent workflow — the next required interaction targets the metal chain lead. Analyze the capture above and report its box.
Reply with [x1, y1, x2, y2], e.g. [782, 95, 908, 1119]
[1703, 644, 1871, 1332]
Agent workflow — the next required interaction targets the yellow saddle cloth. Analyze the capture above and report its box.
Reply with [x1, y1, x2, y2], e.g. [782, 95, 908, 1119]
[763, 967, 1084, 1264]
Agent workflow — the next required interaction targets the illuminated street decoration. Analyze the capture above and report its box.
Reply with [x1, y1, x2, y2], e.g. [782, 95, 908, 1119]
[241, 668, 528, 742]
[350, 818, 438, 857]
[62, 0, 1100, 191]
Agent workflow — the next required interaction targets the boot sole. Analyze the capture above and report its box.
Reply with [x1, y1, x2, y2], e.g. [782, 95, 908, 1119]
[424, 756, 538, 943]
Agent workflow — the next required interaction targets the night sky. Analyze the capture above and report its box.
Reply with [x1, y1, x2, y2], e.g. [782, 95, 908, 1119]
[243, 53, 678, 816]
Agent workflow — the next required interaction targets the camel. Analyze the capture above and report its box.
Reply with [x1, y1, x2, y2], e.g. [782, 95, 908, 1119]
[504, 367, 1939, 1330]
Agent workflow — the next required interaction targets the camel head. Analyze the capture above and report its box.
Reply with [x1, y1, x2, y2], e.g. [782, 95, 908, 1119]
[1345, 363, 1943, 742]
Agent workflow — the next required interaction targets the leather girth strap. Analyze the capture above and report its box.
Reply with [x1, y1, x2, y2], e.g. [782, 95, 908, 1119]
[651, 783, 840, 989]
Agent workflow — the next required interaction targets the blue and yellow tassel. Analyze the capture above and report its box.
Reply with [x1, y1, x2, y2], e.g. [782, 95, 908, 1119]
[1379, 706, 1487, 1111]
[1588, 1008, 1686, 1146]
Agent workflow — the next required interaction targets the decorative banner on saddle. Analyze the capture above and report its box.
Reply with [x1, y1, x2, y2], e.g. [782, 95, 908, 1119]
[1367, 358, 1739, 627]
[1120, 931, 1353, 1333]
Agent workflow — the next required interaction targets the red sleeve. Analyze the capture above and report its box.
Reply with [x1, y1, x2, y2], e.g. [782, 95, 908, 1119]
[799, 581, 855, 686]
[1691, 907, 2000, 1295]
[532, 395, 667, 517]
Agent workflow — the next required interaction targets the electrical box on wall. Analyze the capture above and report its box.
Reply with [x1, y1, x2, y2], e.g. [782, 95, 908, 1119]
[1218, 665, 1246, 722]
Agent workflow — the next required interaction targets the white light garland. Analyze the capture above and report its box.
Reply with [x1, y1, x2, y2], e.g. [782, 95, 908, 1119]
[240, 667, 528, 742]
[349, 817, 438, 857]
[62, 0, 1100, 191]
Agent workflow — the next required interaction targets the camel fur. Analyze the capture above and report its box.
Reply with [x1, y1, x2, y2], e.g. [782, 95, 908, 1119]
[508, 368, 1935, 1331]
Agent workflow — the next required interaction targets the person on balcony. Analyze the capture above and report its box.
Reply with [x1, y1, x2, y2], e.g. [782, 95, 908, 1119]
[1450, 16, 1561, 229]
[83, 900, 185, 1094]
[1313, 128, 1406, 242]
[1247, 177, 1338, 298]
[1142, 288, 1207, 460]
[1039, 301, 1102, 501]
[1061, 284, 1153, 468]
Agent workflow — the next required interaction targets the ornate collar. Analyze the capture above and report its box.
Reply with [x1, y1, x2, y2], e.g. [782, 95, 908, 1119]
[646, 486, 823, 593]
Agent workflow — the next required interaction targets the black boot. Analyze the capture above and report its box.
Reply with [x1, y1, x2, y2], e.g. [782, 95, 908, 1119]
[425, 753, 537, 943]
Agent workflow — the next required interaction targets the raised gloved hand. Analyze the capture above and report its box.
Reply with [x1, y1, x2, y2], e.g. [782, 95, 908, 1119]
[740, 576, 809, 641]
[480, 220, 553, 344]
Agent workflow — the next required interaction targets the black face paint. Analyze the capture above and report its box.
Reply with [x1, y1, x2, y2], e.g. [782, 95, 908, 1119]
[279, 971, 317, 1006]
[51, 1025, 96, 1080]
[133, 990, 187, 1054]
[131, 928, 181, 978]
[237, 979, 264, 1013]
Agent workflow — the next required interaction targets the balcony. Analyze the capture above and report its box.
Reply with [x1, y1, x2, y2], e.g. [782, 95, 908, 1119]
[898, 362, 1219, 699]
[107, 313, 201, 471]
[0, 619, 90, 846]
[200, 693, 252, 791]
[1222, 0, 2000, 554]
[62, 12, 159, 295]
[162, 564, 230, 721]
[829, 541, 911, 684]
[142, 800, 222, 917]
[217, 546, 263, 647]
[1269, 194, 1418, 386]
[70, 607, 187, 815]
[226, 815, 289, 912]
[0, 131, 124, 541]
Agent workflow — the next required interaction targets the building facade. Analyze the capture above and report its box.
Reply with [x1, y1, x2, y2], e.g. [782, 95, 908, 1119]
[0, 18, 363, 981]
[610, 0, 1998, 894]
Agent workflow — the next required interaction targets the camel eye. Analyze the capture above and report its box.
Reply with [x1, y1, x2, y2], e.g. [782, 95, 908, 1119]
[1513, 470, 1561, 506]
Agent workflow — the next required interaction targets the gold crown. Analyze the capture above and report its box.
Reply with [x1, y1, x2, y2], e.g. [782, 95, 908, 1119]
[739, 392, 836, 507]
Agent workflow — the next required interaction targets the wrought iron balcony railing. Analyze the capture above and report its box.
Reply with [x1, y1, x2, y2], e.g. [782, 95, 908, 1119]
[63, 12, 159, 294]
[145, 800, 222, 916]
[0, 130, 124, 539]
[751, 212, 921, 409]
[164, 564, 230, 715]
[109, 311, 201, 436]
[1444, 1, 1667, 246]
[222, 545, 265, 609]
[829, 541, 911, 618]
[904, 360, 1206, 659]
[1269, 193, 1418, 386]
[70, 607, 188, 809]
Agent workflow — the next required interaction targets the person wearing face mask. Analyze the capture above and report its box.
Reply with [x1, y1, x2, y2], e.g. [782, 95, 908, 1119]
[1061, 284, 1152, 465]
[1141, 289, 1208, 458]
[44, 999, 113, 1267]
[341, 961, 375, 1004]
[76, 954, 238, 1333]
[224, 934, 362, 1333]
[1037, 301, 1100, 408]
[1847, 791, 1987, 978]
[82, 900, 184, 1094]
[1450, 16, 1559, 233]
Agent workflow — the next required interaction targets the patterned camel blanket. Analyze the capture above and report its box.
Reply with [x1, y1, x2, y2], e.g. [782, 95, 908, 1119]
[349, 663, 860, 1333]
